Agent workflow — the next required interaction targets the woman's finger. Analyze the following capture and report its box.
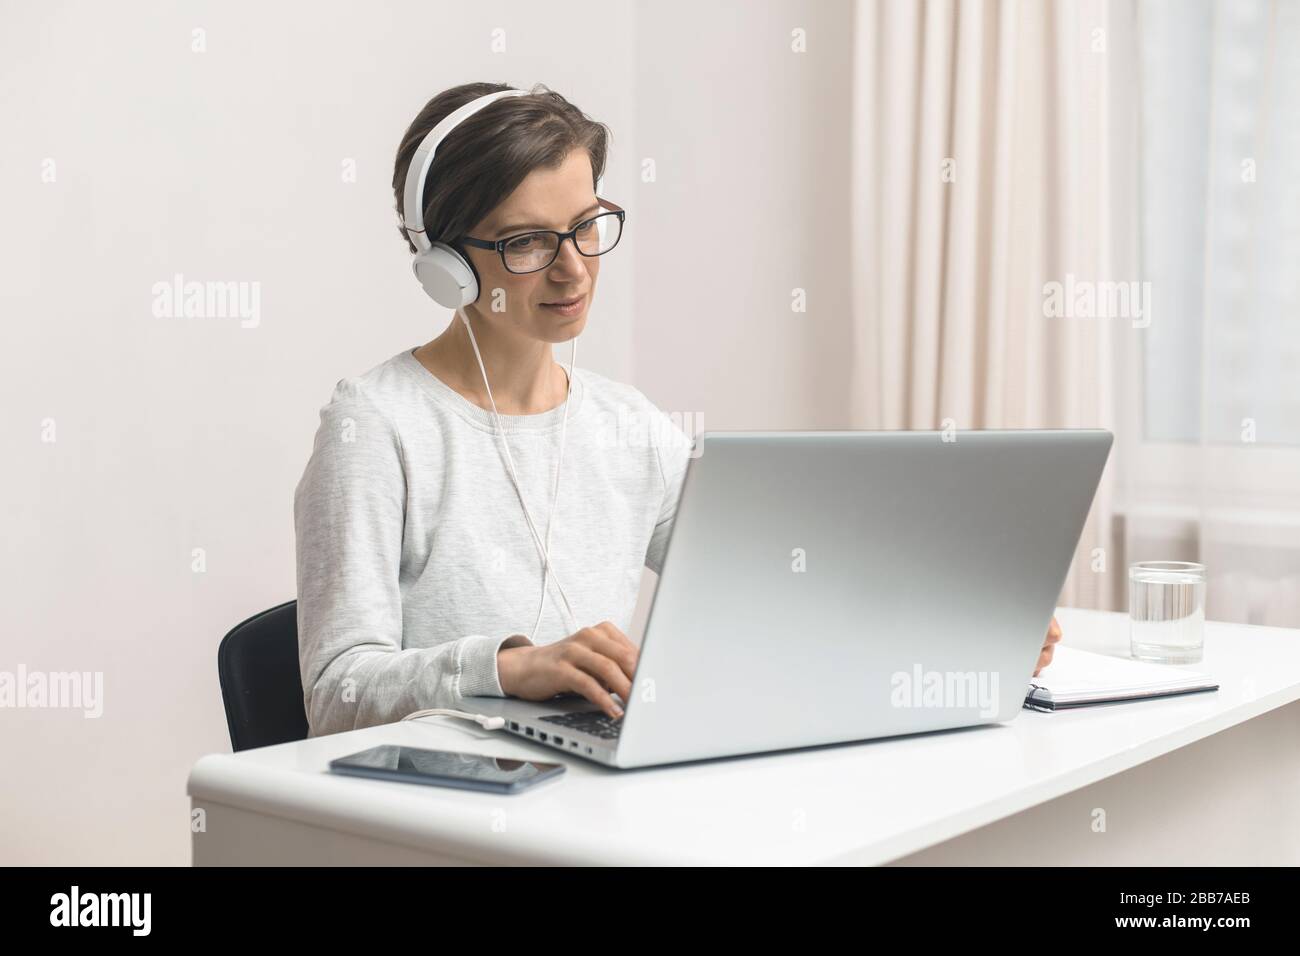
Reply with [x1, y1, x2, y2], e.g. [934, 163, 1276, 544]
[562, 666, 625, 718]
[592, 621, 640, 667]
[594, 620, 638, 652]
[566, 643, 634, 704]
[578, 623, 639, 681]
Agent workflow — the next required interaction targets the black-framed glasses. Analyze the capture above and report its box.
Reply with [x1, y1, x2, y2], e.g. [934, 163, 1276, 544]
[460, 198, 626, 275]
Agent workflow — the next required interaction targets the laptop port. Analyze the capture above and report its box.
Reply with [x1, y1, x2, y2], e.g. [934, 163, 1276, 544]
[509, 722, 519, 731]
[525, 727, 534, 737]
[570, 741, 579, 748]
[553, 736, 564, 746]
[586, 746, 593, 754]
[538, 732, 548, 742]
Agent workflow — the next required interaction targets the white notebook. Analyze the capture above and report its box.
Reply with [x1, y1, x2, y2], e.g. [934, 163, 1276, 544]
[1023, 645, 1219, 712]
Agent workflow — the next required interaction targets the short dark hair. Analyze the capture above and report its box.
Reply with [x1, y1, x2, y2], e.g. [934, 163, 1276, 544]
[392, 82, 611, 256]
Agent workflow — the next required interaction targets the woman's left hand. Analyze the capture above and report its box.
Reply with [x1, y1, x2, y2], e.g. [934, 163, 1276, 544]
[1033, 616, 1062, 676]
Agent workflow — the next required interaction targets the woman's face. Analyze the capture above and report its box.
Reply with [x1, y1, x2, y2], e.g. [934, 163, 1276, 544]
[462, 147, 602, 345]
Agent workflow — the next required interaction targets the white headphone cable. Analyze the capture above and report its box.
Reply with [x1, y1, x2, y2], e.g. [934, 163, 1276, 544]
[394, 315, 577, 729]
[531, 349, 575, 637]
[400, 707, 506, 730]
[459, 307, 576, 625]
[457, 307, 580, 639]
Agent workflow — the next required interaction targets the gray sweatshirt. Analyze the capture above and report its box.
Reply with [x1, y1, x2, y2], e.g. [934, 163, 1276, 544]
[293, 346, 693, 737]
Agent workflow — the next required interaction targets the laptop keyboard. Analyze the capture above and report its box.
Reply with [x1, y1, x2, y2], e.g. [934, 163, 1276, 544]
[538, 710, 624, 739]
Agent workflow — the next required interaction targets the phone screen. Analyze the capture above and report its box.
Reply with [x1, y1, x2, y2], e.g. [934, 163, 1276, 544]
[329, 745, 565, 793]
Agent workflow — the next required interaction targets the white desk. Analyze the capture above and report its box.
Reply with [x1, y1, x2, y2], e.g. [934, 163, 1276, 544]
[188, 608, 1300, 865]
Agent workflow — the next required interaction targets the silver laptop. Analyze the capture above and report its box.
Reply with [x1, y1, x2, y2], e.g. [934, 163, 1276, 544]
[472, 429, 1112, 769]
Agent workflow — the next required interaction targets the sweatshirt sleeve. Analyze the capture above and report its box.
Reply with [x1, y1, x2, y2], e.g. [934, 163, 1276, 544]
[644, 406, 696, 576]
[293, 377, 531, 737]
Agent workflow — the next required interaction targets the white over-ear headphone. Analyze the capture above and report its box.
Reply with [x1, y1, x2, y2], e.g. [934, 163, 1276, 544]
[402, 88, 531, 308]
[401, 87, 583, 644]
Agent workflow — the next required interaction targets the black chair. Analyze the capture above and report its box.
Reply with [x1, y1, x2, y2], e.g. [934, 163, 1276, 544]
[218, 600, 309, 751]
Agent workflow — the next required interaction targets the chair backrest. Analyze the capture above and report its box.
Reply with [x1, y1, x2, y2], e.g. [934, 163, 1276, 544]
[217, 600, 309, 751]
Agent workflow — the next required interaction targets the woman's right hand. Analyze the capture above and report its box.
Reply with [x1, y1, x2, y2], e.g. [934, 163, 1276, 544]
[497, 622, 638, 719]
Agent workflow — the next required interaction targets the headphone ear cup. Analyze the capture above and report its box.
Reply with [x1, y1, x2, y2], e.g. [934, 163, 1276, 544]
[412, 243, 479, 309]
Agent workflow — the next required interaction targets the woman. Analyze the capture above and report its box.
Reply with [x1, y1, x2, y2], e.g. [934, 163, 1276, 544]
[294, 82, 1061, 738]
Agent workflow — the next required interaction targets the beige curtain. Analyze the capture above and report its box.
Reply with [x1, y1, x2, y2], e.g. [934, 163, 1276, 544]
[850, 0, 1139, 610]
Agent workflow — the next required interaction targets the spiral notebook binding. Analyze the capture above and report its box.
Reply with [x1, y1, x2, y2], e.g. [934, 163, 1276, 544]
[1023, 682, 1053, 712]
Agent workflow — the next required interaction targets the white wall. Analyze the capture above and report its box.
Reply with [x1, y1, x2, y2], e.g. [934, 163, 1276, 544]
[0, 0, 854, 864]
[630, 0, 854, 428]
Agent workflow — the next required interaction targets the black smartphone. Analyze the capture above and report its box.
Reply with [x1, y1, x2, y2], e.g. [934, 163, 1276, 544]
[328, 745, 565, 794]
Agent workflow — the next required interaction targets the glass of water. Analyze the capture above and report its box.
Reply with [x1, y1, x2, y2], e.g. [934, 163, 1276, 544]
[1129, 561, 1206, 664]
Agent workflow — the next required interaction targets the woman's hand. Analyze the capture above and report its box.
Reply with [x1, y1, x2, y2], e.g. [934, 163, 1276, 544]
[497, 621, 638, 719]
[1034, 616, 1063, 676]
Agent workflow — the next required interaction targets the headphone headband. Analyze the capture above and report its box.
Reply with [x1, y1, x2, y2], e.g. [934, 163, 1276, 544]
[402, 88, 530, 253]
